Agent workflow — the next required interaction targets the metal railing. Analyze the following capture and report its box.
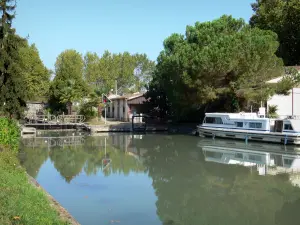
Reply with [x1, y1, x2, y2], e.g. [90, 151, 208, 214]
[21, 136, 85, 147]
[57, 115, 85, 123]
[25, 114, 85, 124]
[277, 115, 300, 120]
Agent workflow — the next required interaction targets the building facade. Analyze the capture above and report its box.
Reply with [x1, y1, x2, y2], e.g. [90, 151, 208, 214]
[106, 93, 149, 122]
[267, 88, 300, 118]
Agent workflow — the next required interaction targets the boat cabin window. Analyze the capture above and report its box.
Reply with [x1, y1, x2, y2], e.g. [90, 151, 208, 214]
[235, 153, 243, 159]
[235, 122, 243, 127]
[249, 122, 262, 129]
[204, 117, 223, 124]
[283, 158, 293, 166]
[284, 124, 293, 130]
[249, 155, 262, 162]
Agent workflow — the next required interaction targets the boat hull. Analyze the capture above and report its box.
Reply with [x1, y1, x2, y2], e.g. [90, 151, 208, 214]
[197, 126, 300, 145]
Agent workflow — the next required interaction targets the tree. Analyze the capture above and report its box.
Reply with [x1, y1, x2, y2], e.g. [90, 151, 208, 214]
[19, 43, 51, 101]
[49, 49, 88, 114]
[146, 15, 293, 121]
[250, 0, 300, 66]
[84, 51, 100, 85]
[84, 50, 155, 95]
[0, 0, 28, 119]
[132, 53, 155, 92]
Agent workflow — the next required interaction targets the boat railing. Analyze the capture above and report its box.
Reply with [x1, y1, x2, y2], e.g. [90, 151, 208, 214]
[279, 115, 300, 120]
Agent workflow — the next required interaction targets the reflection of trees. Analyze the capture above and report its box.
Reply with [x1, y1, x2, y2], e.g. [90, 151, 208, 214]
[83, 141, 145, 177]
[141, 135, 300, 225]
[49, 146, 87, 183]
[18, 143, 49, 178]
[23, 136, 146, 182]
[276, 198, 300, 225]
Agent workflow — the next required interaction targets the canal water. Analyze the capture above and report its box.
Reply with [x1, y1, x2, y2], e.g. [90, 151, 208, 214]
[19, 132, 300, 225]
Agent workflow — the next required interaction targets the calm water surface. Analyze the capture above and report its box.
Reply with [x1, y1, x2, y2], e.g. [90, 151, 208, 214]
[19, 132, 300, 225]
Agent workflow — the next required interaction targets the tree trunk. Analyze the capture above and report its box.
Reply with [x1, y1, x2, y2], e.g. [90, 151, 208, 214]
[67, 102, 72, 115]
[98, 105, 102, 119]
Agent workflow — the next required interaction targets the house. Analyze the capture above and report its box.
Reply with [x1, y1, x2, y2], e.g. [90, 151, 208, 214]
[267, 67, 300, 118]
[25, 101, 46, 117]
[106, 92, 150, 122]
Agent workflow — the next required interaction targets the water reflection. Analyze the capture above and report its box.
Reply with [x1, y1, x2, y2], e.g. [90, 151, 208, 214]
[19, 133, 145, 182]
[19, 133, 300, 225]
[198, 139, 300, 179]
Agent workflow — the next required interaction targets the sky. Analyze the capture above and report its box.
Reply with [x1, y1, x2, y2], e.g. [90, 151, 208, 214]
[14, 0, 254, 70]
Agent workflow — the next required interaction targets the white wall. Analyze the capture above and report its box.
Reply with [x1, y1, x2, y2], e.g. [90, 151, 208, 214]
[267, 88, 300, 117]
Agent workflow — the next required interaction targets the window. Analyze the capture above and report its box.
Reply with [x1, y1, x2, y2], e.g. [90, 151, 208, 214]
[235, 153, 243, 159]
[284, 124, 293, 130]
[249, 122, 262, 129]
[284, 158, 293, 166]
[205, 117, 223, 124]
[205, 152, 223, 159]
[235, 122, 243, 127]
[249, 155, 262, 162]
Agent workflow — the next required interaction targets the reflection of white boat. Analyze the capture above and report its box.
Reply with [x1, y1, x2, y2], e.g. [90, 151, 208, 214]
[198, 140, 300, 176]
[197, 139, 300, 154]
[197, 111, 300, 145]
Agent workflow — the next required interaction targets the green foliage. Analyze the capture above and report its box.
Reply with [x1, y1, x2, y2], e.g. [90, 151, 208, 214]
[268, 105, 278, 118]
[146, 15, 287, 121]
[79, 101, 98, 120]
[0, 119, 66, 224]
[19, 43, 51, 101]
[0, 0, 28, 119]
[84, 50, 155, 94]
[250, 0, 300, 66]
[0, 117, 20, 152]
[49, 49, 89, 114]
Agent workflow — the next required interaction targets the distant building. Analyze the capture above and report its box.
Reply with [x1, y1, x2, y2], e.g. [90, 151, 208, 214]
[267, 67, 300, 118]
[107, 92, 150, 122]
[25, 101, 46, 117]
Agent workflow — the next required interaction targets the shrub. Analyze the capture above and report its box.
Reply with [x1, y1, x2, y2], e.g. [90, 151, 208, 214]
[79, 101, 99, 121]
[0, 117, 20, 152]
[268, 105, 278, 118]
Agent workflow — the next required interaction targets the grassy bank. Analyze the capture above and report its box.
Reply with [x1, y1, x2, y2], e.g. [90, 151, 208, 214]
[0, 118, 68, 225]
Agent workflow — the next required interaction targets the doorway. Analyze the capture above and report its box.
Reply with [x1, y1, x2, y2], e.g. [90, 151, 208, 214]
[274, 120, 283, 132]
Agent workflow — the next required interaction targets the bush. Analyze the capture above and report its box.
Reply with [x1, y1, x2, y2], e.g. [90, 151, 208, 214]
[79, 101, 98, 121]
[0, 117, 20, 152]
[268, 105, 278, 118]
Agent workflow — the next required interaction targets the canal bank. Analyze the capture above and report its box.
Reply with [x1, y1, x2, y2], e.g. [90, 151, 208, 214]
[22, 119, 197, 136]
[0, 117, 78, 225]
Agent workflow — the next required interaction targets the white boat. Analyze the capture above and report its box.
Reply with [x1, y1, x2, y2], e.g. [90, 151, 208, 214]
[196, 109, 300, 145]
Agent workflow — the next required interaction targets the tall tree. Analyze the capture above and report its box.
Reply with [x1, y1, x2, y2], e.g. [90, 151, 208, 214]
[19, 43, 51, 101]
[0, 0, 28, 118]
[146, 15, 295, 121]
[84, 51, 155, 95]
[132, 53, 155, 92]
[84, 51, 100, 84]
[50, 49, 88, 114]
[250, 0, 300, 66]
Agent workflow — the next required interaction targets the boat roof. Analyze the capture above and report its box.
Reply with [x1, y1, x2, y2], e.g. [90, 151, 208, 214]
[205, 112, 263, 119]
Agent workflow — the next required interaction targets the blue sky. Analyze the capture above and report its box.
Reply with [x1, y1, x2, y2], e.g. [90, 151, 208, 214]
[14, 0, 254, 69]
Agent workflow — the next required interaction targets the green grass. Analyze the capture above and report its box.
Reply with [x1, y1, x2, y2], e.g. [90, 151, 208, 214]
[0, 148, 69, 225]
